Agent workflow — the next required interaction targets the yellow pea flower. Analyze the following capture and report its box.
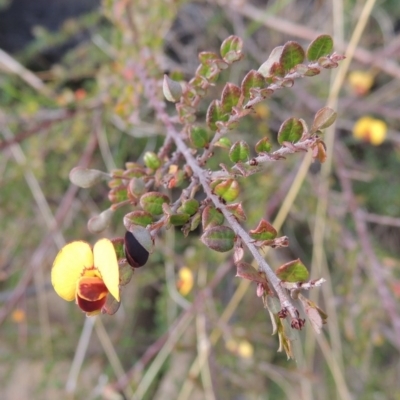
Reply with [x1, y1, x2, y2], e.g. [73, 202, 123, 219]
[348, 70, 374, 96]
[225, 339, 254, 359]
[353, 116, 387, 146]
[51, 239, 120, 316]
[177, 267, 194, 296]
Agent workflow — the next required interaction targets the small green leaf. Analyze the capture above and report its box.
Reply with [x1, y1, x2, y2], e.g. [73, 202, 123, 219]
[169, 213, 190, 226]
[201, 226, 235, 252]
[277, 117, 304, 144]
[241, 70, 265, 101]
[198, 51, 220, 64]
[108, 185, 128, 203]
[122, 167, 146, 179]
[206, 100, 229, 131]
[189, 211, 201, 232]
[196, 63, 219, 83]
[276, 259, 309, 282]
[143, 151, 161, 170]
[178, 199, 200, 216]
[279, 41, 305, 72]
[189, 126, 209, 148]
[220, 35, 243, 63]
[311, 107, 337, 132]
[123, 210, 153, 227]
[221, 83, 241, 113]
[258, 46, 283, 77]
[306, 35, 334, 61]
[249, 219, 277, 241]
[214, 137, 231, 149]
[214, 179, 240, 202]
[140, 192, 170, 215]
[202, 205, 224, 230]
[229, 141, 250, 163]
[255, 137, 272, 153]
[163, 74, 182, 102]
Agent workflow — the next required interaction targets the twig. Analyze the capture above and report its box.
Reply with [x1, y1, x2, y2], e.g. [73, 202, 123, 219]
[111, 260, 232, 394]
[231, 1, 400, 80]
[0, 134, 98, 326]
[0, 48, 54, 97]
[335, 142, 400, 350]
[138, 66, 300, 323]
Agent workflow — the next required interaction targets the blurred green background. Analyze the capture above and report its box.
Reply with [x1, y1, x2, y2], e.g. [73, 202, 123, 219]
[1, 0, 400, 399]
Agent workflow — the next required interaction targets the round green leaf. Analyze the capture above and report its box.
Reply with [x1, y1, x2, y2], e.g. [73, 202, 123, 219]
[249, 219, 277, 241]
[206, 100, 229, 131]
[140, 192, 170, 215]
[279, 41, 305, 72]
[169, 213, 190, 226]
[255, 137, 272, 153]
[229, 140, 250, 163]
[189, 126, 209, 148]
[214, 179, 240, 202]
[241, 70, 265, 101]
[178, 199, 199, 216]
[202, 205, 224, 229]
[143, 152, 161, 170]
[221, 83, 241, 113]
[220, 35, 243, 63]
[276, 259, 309, 282]
[123, 210, 153, 227]
[277, 117, 304, 144]
[201, 226, 235, 252]
[306, 35, 334, 61]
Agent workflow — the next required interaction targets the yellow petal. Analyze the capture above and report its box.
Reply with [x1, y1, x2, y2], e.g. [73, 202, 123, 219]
[348, 70, 374, 95]
[352, 116, 387, 145]
[93, 239, 120, 301]
[177, 266, 193, 296]
[52, 241, 93, 301]
[237, 340, 254, 359]
[353, 116, 373, 139]
[370, 120, 387, 145]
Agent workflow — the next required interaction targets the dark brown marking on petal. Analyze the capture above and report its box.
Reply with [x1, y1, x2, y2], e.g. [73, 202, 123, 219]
[77, 276, 108, 301]
[76, 295, 107, 313]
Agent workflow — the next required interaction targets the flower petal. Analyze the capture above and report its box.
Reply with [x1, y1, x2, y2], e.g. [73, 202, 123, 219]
[77, 276, 108, 301]
[76, 294, 106, 314]
[93, 239, 120, 301]
[52, 241, 93, 301]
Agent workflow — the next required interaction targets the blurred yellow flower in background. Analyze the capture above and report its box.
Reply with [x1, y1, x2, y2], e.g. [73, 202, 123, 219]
[177, 266, 194, 296]
[348, 70, 374, 96]
[226, 338, 254, 359]
[353, 116, 387, 146]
